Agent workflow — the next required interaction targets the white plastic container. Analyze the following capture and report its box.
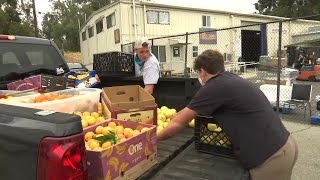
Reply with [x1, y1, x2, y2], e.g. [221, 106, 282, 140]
[0, 88, 102, 113]
[0, 90, 37, 97]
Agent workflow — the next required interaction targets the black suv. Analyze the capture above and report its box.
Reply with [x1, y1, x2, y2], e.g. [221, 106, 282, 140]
[0, 35, 70, 89]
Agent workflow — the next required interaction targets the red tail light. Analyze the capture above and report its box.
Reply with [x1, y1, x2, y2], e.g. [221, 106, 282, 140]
[0, 35, 16, 40]
[37, 134, 88, 180]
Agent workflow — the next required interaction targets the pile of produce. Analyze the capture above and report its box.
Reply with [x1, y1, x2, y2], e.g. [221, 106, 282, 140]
[156, 106, 177, 134]
[84, 121, 150, 151]
[29, 93, 73, 103]
[67, 73, 90, 80]
[0, 95, 13, 100]
[73, 102, 105, 128]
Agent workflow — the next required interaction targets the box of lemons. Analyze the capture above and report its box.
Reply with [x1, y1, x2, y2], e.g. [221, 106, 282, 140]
[156, 106, 177, 135]
[83, 119, 157, 180]
[194, 116, 234, 158]
[71, 104, 108, 129]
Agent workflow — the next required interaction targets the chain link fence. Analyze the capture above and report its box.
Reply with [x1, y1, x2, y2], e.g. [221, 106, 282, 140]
[122, 14, 320, 124]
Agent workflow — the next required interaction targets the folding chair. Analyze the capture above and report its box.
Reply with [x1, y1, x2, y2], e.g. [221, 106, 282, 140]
[282, 84, 312, 120]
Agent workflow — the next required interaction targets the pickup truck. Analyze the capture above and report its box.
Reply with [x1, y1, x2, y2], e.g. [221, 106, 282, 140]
[0, 35, 87, 180]
[0, 35, 70, 90]
[0, 35, 248, 180]
[0, 104, 88, 180]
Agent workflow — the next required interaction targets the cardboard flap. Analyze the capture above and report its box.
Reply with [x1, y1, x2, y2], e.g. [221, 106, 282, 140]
[102, 85, 155, 110]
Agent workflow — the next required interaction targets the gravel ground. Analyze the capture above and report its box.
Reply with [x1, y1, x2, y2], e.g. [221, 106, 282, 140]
[282, 120, 320, 180]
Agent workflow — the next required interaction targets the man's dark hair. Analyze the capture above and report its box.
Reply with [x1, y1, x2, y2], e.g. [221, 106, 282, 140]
[193, 50, 225, 74]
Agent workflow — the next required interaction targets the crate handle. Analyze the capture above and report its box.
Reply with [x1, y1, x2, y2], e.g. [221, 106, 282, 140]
[116, 91, 126, 95]
[130, 113, 141, 117]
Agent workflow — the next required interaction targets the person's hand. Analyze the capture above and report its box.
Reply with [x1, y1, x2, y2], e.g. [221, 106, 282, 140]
[157, 107, 197, 141]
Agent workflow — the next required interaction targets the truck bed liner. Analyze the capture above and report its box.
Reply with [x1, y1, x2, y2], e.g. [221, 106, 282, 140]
[137, 127, 194, 180]
[151, 143, 250, 180]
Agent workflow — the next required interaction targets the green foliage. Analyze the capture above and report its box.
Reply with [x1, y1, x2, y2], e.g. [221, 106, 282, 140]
[42, 0, 113, 51]
[255, 0, 320, 19]
[0, 0, 33, 36]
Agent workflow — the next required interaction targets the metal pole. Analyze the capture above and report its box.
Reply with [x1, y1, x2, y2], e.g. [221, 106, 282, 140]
[276, 20, 283, 114]
[151, 39, 153, 49]
[32, 0, 39, 37]
[184, 32, 189, 77]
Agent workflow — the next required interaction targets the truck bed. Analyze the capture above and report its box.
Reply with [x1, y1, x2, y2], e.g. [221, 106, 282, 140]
[138, 127, 250, 180]
[138, 128, 194, 179]
[152, 143, 250, 180]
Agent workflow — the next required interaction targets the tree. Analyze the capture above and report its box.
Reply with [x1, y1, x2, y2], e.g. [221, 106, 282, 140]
[42, 0, 95, 51]
[42, 0, 115, 51]
[255, 0, 320, 19]
[0, 0, 33, 36]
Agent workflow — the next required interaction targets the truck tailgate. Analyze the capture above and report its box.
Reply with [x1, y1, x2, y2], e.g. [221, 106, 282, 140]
[0, 104, 82, 180]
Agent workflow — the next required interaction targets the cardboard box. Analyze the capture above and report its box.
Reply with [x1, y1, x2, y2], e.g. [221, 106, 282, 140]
[7, 74, 75, 91]
[102, 85, 155, 110]
[102, 85, 157, 125]
[84, 119, 157, 180]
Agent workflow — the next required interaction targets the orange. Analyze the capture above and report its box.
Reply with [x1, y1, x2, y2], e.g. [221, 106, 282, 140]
[117, 133, 125, 140]
[51, 93, 59, 97]
[133, 130, 140, 136]
[114, 126, 124, 134]
[141, 127, 149, 133]
[95, 126, 104, 134]
[86, 116, 96, 126]
[87, 139, 97, 145]
[89, 141, 100, 150]
[82, 112, 91, 117]
[101, 141, 112, 149]
[123, 128, 134, 138]
[119, 138, 127, 143]
[126, 133, 133, 138]
[91, 112, 100, 119]
[96, 117, 105, 122]
[84, 132, 95, 141]
[108, 122, 117, 129]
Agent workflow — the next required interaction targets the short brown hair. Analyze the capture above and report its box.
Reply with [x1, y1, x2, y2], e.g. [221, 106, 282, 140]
[193, 50, 225, 74]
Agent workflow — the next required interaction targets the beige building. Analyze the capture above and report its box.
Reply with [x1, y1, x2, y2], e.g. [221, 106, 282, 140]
[80, 0, 320, 72]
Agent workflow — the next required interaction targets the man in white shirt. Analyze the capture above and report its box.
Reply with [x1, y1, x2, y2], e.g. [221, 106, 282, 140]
[134, 37, 161, 94]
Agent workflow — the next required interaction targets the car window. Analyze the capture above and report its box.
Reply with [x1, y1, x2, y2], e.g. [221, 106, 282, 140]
[68, 63, 83, 69]
[26, 51, 44, 65]
[0, 43, 66, 77]
[2, 52, 21, 65]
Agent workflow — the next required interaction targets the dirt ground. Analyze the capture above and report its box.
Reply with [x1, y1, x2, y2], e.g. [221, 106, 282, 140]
[64, 52, 81, 63]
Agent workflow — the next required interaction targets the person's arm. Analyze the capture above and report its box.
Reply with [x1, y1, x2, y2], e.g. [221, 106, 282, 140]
[143, 66, 160, 94]
[144, 84, 154, 94]
[157, 107, 198, 141]
[157, 84, 225, 141]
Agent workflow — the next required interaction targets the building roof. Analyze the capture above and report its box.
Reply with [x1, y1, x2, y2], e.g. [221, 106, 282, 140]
[80, 0, 320, 31]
